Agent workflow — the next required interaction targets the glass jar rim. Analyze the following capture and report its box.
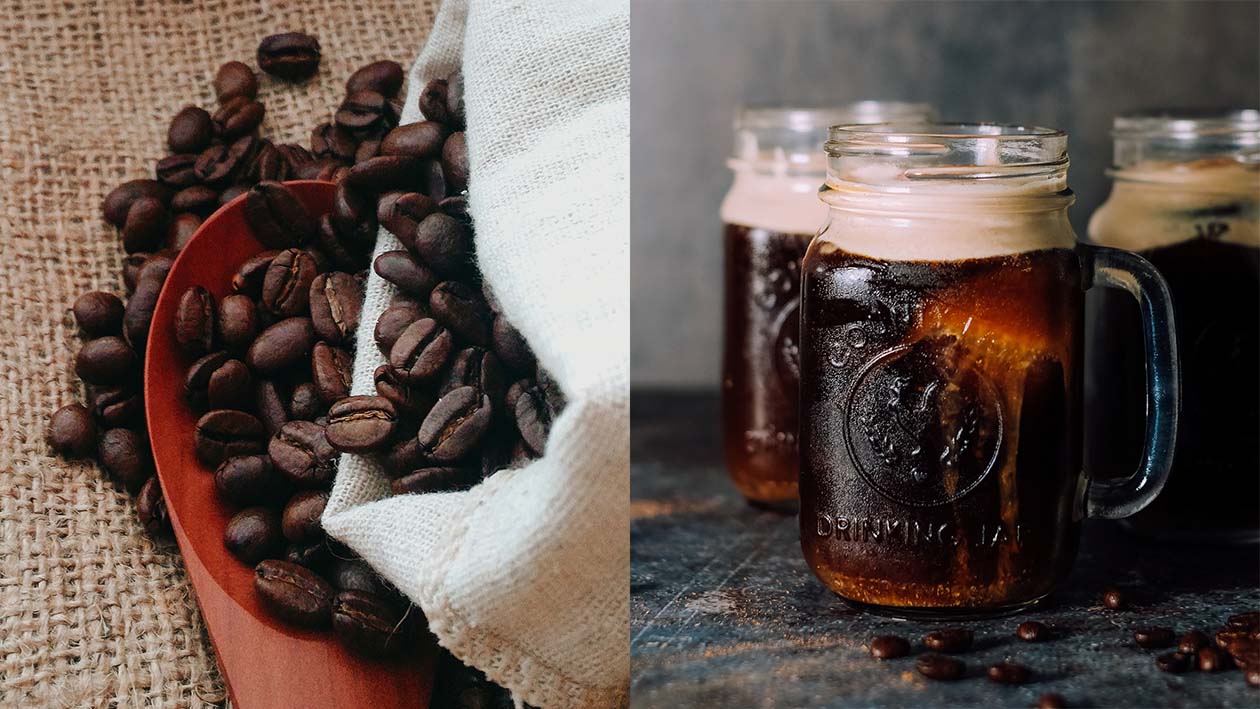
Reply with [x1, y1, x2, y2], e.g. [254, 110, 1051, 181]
[736, 102, 937, 132]
[1113, 108, 1260, 140]
[826, 122, 1066, 158]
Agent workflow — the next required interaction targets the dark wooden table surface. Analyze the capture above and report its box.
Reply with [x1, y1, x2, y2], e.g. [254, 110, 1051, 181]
[630, 391, 1259, 708]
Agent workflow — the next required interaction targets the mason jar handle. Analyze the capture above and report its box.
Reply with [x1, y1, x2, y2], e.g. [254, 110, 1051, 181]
[1080, 244, 1180, 519]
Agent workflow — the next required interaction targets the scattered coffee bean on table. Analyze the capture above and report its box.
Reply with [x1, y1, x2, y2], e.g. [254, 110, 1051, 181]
[1103, 587, 1126, 609]
[1179, 629, 1211, 654]
[986, 661, 1031, 685]
[916, 653, 965, 681]
[1036, 692, 1067, 708]
[1197, 645, 1232, 672]
[869, 635, 910, 660]
[1155, 651, 1192, 673]
[1134, 626, 1176, 649]
[1017, 620, 1050, 642]
[923, 628, 973, 653]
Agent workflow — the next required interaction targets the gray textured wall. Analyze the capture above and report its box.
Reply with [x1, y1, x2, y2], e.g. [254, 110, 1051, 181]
[631, 0, 1260, 388]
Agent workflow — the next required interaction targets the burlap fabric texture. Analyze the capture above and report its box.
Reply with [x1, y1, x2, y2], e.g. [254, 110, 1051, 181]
[0, 2, 437, 705]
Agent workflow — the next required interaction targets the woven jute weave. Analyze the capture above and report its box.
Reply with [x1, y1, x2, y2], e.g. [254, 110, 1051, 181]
[0, 2, 437, 705]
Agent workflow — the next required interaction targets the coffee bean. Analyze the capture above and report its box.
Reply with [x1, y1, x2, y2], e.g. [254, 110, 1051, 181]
[923, 629, 973, 654]
[1103, 587, 1126, 609]
[446, 71, 465, 129]
[311, 342, 353, 403]
[389, 318, 453, 384]
[174, 285, 216, 357]
[88, 384, 143, 427]
[442, 132, 468, 193]
[245, 182, 319, 250]
[374, 305, 423, 354]
[332, 590, 406, 657]
[195, 136, 255, 185]
[121, 196, 168, 253]
[254, 559, 334, 628]
[260, 248, 319, 316]
[255, 379, 290, 435]
[257, 32, 321, 81]
[418, 386, 493, 462]
[440, 195, 469, 221]
[47, 404, 97, 458]
[336, 90, 387, 131]
[374, 250, 438, 295]
[311, 121, 358, 162]
[1134, 627, 1175, 649]
[247, 317, 316, 374]
[184, 351, 231, 410]
[208, 359, 254, 410]
[309, 271, 363, 344]
[1246, 668, 1260, 687]
[102, 179, 172, 227]
[418, 78, 450, 124]
[73, 291, 124, 337]
[986, 661, 1030, 685]
[327, 396, 397, 454]
[167, 212, 203, 250]
[1017, 621, 1049, 642]
[123, 255, 173, 352]
[214, 61, 258, 103]
[286, 542, 331, 570]
[492, 316, 535, 375]
[231, 250, 278, 298]
[377, 191, 436, 243]
[289, 382, 325, 421]
[331, 180, 378, 242]
[170, 184, 221, 215]
[225, 507, 284, 564]
[381, 121, 449, 159]
[411, 213, 472, 277]
[75, 336, 138, 384]
[315, 214, 370, 271]
[1198, 645, 1231, 672]
[194, 409, 266, 467]
[1179, 630, 1210, 654]
[276, 143, 314, 173]
[282, 490, 328, 543]
[346, 60, 404, 97]
[390, 466, 475, 495]
[98, 427, 153, 493]
[217, 294, 258, 351]
[514, 381, 554, 455]
[168, 106, 215, 154]
[869, 635, 910, 660]
[121, 253, 147, 294]
[1036, 693, 1067, 709]
[245, 140, 286, 182]
[916, 653, 965, 681]
[1155, 651, 1192, 673]
[212, 95, 266, 139]
[441, 347, 506, 405]
[429, 281, 491, 347]
[383, 435, 431, 474]
[1230, 612, 1260, 631]
[330, 559, 390, 596]
[136, 476, 171, 536]
[345, 155, 423, 195]
[215, 455, 285, 507]
[155, 153, 202, 189]
[269, 420, 337, 488]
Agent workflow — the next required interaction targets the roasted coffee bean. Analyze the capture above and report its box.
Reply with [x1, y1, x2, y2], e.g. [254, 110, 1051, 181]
[429, 281, 491, 346]
[330, 559, 390, 596]
[1179, 630, 1211, 654]
[170, 184, 221, 215]
[916, 653, 965, 681]
[1217, 626, 1258, 651]
[215, 454, 284, 506]
[75, 336, 138, 384]
[492, 317, 535, 375]
[196, 136, 257, 184]
[418, 78, 450, 124]
[374, 304, 424, 353]
[167, 105, 215, 154]
[1103, 587, 1126, 610]
[1155, 651, 1192, 673]
[185, 351, 232, 409]
[332, 590, 406, 657]
[354, 137, 382, 164]
[254, 559, 334, 628]
[374, 250, 438, 295]
[439, 194, 469, 221]
[442, 132, 468, 193]
[208, 359, 254, 410]
[345, 155, 423, 195]
[1198, 645, 1231, 672]
[381, 121, 449, 159]
[311, 121, 357, 162]
[309, 271, 363, 343]
[289, 382, 325, 421]
[217, 294, 258, 351]
[411, 213, 472, 277]
[269, 420, 338, 488]
[167, 212, 203, 250]
[389, 318, 453, 384]
[336, 90, 386, 131]
[294, 156, 342, 181]
[98, 427, 152, 493]
[1235, 645, 1260, 671]
[47, 404, 97, 458]
[213, 95, 266, 139]
[123, 256, 170, 354]
[136, 476, 171, 535]
[326, 396, 397, 453]
[346, 60, 404, 97]
[311, 342, 354, 403]
[1134, 627, 1175, 649]
[174, 285, 216, 357]
[331, 180, 378, 242]
[377, 191, 435, 242]
[155, 153, 201, 188]
[418, 386, 493, 462]
[245, 140, 286, 182]
[245, 182, 319, 250]
[924, 629, 973, 654]
[986, 661, 1030, 685]
[1016, 621, 1049, 642]
[257, 32, 321, 81]
[89, 385, 143, 427]
[286, 542, 331, 570]
[194, 409, 266, 467]
[225, 507, 284, 564]
[392, 465, 476, 495]
[446, 71, 465, 129]
[1230, 612, 1260, 631]
[441, 347, 505, 404]
[314, 214, 369, 271]
[121, 196, 168, 253]
[276, 143, 314, 172]
[102, 179, 172, 227]
[373, 364, 430, 417]
[231, 250, 278, 297]
[383, 435, 431, 474]
[247, 317, 316, 374]
[515, 382, 554, 455]
[73, 291, 124, 337]
[255, 379, 290, 435]
[214, 61, 258, 103]
[869, 635, 910, 660]
[261, 248, 319, 316]
[282, 490, 328, 543]
[1036, 693, 1067, 709]
[121, 253, 148, 294]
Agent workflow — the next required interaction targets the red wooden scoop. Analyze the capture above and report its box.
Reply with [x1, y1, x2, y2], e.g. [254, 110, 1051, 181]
[145, 181, 435, 708]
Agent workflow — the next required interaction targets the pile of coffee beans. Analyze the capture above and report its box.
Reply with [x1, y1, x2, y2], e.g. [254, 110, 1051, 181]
[1134, 611, 1260, 684]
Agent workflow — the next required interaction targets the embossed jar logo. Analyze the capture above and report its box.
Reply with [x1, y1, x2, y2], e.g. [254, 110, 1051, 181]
[753, 255, 803, 396]
[843, 335, 1003, 507]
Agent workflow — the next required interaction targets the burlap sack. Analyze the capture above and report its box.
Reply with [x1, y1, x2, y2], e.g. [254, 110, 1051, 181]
[0, 2, 437, 705]
[322, 1, 631, 708]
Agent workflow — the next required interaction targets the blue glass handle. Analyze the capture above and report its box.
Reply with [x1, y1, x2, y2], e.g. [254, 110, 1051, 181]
[1080, 244, 1180, 519]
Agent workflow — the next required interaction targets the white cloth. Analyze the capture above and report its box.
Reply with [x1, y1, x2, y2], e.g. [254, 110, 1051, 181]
[322, 1, 630, 707]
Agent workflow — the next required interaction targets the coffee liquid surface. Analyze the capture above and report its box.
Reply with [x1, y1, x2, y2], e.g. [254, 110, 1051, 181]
[799, 244, 1083, 608]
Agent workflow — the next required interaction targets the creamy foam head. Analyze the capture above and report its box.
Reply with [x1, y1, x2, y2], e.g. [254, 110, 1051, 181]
[720, 167, 827, 234]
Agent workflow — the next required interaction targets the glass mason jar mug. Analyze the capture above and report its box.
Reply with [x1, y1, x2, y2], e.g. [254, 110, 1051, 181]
[798, 124, 1181, 615]
[721, 103, 934, 507]
[1086, 109, 1260, 544]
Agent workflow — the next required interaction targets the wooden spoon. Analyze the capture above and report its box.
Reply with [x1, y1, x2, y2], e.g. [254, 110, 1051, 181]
[145, 181, 435, 708]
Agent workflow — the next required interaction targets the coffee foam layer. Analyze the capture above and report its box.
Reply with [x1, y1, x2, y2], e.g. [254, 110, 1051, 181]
[816, 207, 1077, 262]
[1088, 159, 1260, 252]
[720, 168, 828, 235]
